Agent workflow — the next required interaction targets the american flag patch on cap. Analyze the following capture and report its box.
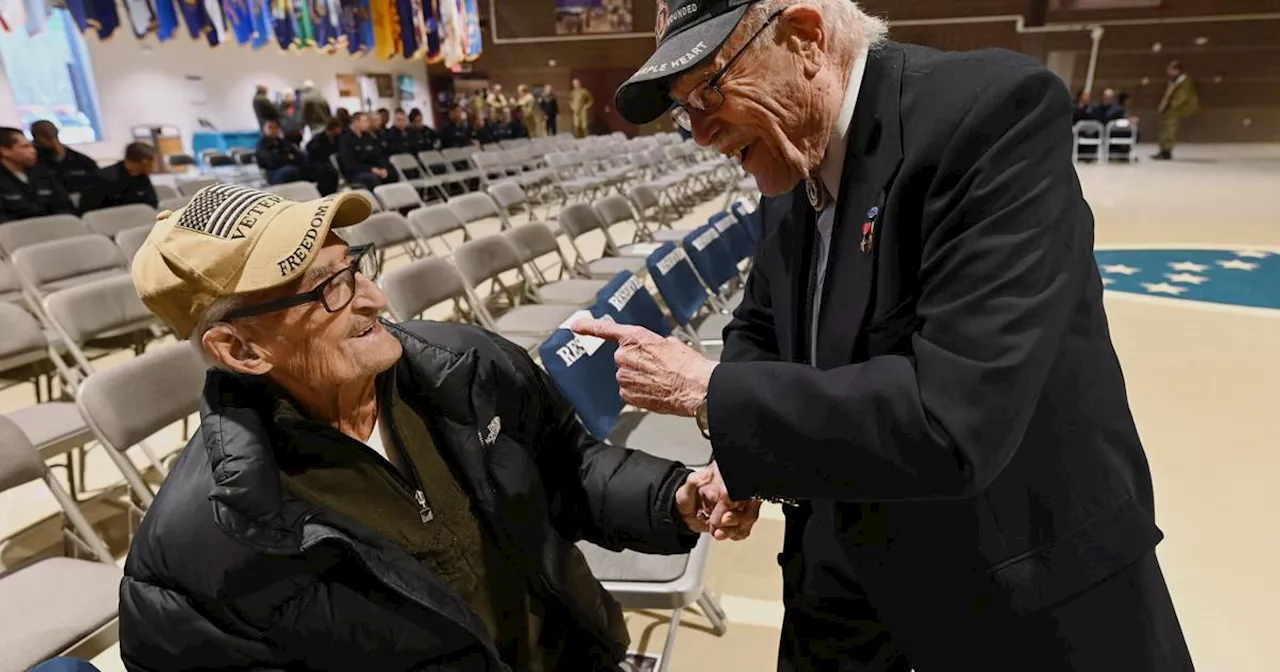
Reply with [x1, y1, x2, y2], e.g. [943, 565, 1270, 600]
[174, 184, 283, 240]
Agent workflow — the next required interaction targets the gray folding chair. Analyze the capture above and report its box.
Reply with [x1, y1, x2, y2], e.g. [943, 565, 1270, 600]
[0, 415, 121, 671]
[488, 180, 549, 227]
[557, 204, 648, 279]
[41, 275, 157, 388]
[502, 222, 606, 306]
[76, 341, 207, 510]
[408, 204, 472, 254]
[177, 178, 217, 197]
[451, 236, 581, 338]
[115, 225, 153, 263]
[373, 182, 424, 214]
[349, 187, 383, 212]
[577, 536, 725, 672]
[449, 191, 510, 232]
[339, 211, 424, 264]
[628, 185, 690, 243]
[266, 181, 323, 201]
[158, 195, 192, 211]
[389, 153, 450, 202]
[593, 194, 662, 255]
[382, 255, 474, 325]
[153, 183, 180, 201]
[0, 305, 86, 463]
[81, 203, 158, 240]
[0, 259, 24, 307]
[0, 214, 89, 257]
[10, 235, 128, 311]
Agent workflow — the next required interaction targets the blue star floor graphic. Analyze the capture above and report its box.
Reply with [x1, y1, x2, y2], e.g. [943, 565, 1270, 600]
[1094, 248, 1279, 311]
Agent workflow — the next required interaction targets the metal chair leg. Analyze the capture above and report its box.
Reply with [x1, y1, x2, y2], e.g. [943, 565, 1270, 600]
[698, 590, 728, 636]
[656, 606, 683, 672]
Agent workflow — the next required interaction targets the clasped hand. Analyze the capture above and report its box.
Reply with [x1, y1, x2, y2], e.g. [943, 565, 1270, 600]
[676, 463, 761, 541]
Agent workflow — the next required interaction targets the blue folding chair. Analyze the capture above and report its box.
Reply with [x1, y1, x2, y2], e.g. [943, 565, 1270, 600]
[730, 200, 762, 245]
[709, 210, 754, 268]
[539, 308, 624, 440]
[646, 243, 709, 329]
[682, 224, 739, 300]
[594, 271, 673, 337]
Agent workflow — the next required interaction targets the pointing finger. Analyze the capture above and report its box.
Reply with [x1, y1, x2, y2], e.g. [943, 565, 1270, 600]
[571, 318, 643, 342]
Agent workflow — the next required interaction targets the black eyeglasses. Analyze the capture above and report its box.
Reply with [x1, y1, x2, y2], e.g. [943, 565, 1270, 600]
[224, 244, 380, 321]
[670, 9, 785, 133]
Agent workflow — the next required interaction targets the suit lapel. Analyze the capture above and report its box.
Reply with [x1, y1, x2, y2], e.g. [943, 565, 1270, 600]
[814, 44, 905, 368]
[785, 187, 817, 363]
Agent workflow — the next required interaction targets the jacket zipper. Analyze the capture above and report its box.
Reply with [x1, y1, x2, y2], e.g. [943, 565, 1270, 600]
[377, 390, 435, 525]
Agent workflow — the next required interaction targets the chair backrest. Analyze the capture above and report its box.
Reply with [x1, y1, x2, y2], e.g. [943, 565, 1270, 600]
[153, 184, 180, 201]
[557, 203, 604, 239]
[709, 210, 754, 263]
[0, 413, 47, 494]
[418, 150, 450, 174]
[0, 302, 46, 363]
[593, 271, 671, 338]
[408, 203, 467, 239]
[0, 259, 22, 300]
[487, 181, 529, 212]
[441, 147, 478, 166]
[382, 256, 469, 322]
[82, 203, 158, 239]
[470, 151, 507, 180]
[538, 312, 624, 440]
[115, 225, 152, 262]
[43, 274, 154, 345]
[502, 222, 560, 262]
[178, 178, 217, 196]
[730, 200, 761, 244]
[646, 242, 708, 327]
[340, 211, 418, 249]
[76, 340, 206, 452]
[451, 235, 523, 287]
[449, 192, 501, 225]
[0, 214, 89, 256]
[388, 153, 424, 180]
[349, 188, 383, 212]
[267, 181, 323, 201]
[594, 194, 636, 227]
[373, 182, 423, 212]
[683, 225, 738, 293]
[11, 235, 126, 288]
[158, 195, 192, 211]
[627, 185, 662, 212]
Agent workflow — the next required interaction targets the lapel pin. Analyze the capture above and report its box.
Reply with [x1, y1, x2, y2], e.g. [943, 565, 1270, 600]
[867, 206, 879, 219]
[860, 206, 879, 253]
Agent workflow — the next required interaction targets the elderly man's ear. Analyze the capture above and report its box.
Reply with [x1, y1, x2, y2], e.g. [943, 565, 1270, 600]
[781, 5, 829, 78]
[202, 325, 274, 376]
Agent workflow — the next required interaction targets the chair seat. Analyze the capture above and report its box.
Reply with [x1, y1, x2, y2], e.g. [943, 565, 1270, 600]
[617, 242, 667, 258]
[501, 334, 544, 353]
[536, 279, 608, 306]
[577, 541, 689, 584]
[7, 402, 92, 456]
[608, 410, 711, 466]
[585, 257, 647, 279]
[0, 557, 122, 671]
[694, 311, 734, 341]
[650, 229, 693, 243]
[40, 269, 128, 294]
[493, 304, 581, 335]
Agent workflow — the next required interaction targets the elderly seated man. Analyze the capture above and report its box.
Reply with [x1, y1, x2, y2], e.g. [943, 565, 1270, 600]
[121, 184, 758, 671]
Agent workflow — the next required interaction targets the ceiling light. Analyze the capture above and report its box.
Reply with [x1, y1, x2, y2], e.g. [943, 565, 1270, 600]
[1152, 42, 1163, 52]
[1214, 75, 1223, 84]
[1141, 77, 1150, 85]
[1194, 36, 1208, 46]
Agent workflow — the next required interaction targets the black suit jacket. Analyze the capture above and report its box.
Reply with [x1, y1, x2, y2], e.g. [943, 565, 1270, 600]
[78, 162, 158, 212]
[0, 163, 76, 222]
[708, 42, 1163, 656]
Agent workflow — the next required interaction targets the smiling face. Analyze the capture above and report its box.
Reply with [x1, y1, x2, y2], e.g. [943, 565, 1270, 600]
[668, 6, 844, 196]
[205, 236, 402, 392]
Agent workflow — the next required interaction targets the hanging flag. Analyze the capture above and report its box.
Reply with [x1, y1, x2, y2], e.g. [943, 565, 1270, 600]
[289, 0, 313, 47]
[437, 0, 459, 67]
[270, 0, 293, 49]
[177, 0, 208, 40]
[222, 0, 251, 44]
[338, 0, 362, 53]
[153, 0, 179, 40]
[369, 0, 398, 60]
[393, 0, 417, 58]
[64, 0, 90, 31]
[65, 0, 121, 39]
[461, 0, 479, 59]
[24, 0, 48, 35]
[424, 0, 440, 63]
[358, 0, 372, 54]
[122, 0, 154, 37]
[249, 0, 272, 48]
[203, 0, 226, 44]
[308, 0, 338, 49]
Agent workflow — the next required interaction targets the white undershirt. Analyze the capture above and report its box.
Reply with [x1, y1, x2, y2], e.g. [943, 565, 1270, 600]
[364, 414, 389, 462]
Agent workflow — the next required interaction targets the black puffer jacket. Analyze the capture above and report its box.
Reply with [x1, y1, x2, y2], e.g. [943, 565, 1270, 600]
[118, 321, 698, 671]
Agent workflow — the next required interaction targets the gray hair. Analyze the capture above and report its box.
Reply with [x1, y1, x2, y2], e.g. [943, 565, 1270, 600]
[743, 0, 888, 57]
[189, 294, 253, 368]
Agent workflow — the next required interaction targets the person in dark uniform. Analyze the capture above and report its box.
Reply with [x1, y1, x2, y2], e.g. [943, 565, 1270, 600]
[579, 1, 1195, 671]
[494, 109, 529, 141]
[338, 112, 397, 190]
[539, 84, 559, 136]
[407, 108, 438, 153]
[380, 109, 413, 156]
[306, 118, 344, 171]
[438, 106, 473, 149]
[469, 112, 496, 146]
[0, 127, 75, 223]
[256, 119, 339, 196]
[30, 120, 101, 196]
[78, 142, 158, 212]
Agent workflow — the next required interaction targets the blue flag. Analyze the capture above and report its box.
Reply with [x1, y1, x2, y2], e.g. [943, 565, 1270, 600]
[339, 0, 363, 53]
[223, 0, 254, 44]
[250, 0, 273, 48]
[153, 0, 180, 40]
[271, 0, 295, 49]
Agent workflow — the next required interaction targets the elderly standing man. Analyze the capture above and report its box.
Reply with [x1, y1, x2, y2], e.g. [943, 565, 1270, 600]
[574, 1, 1195, 671]
[120, 184, 758, 671]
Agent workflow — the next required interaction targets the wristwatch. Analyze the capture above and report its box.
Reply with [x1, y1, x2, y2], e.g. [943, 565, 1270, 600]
[695, 395, 711, 440]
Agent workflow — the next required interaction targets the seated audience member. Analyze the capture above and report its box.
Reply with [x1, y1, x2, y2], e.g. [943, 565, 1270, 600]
[120, 185, 756, 670]
[78, 142, 158, 212]
[306, 118, 344, 170]
[494, 109, 529, 141]
[469, 113, 496, 146]
[407, 108, 439, 152]
[1091, 88, 1128, 124]
[438, 106, 473, 149]
[373, 107, 390, 135]
[257, 119, 339, 196]
[339, 112, 398, 190]
[381, 109, 413, 156]
[30, 120, 100, 196]
[1072, 89, 1094, 125]
[0, 126, 75, 222]
[334, 106, 352, 130]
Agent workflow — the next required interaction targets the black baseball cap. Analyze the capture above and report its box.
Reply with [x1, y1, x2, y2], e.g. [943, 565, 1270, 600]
[615, 0, 763, 125]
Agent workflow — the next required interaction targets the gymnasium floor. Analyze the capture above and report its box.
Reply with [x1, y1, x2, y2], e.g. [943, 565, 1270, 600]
[1, 143, 1276, 671]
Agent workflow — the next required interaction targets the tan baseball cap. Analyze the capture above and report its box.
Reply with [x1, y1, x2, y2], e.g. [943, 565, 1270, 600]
[131, 183, 372, 339]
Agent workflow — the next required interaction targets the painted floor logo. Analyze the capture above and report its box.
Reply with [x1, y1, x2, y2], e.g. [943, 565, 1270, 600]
[1095, 248, 1278, 311]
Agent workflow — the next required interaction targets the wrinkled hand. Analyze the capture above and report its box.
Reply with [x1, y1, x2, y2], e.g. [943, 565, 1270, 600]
[571, 319, 716, 417]
[675, 463, 761, 541]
